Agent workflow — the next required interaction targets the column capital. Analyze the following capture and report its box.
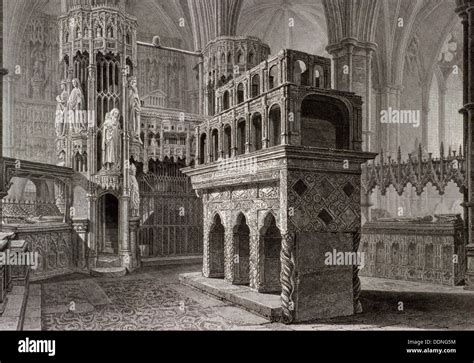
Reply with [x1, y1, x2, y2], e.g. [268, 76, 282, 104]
[326, 38, 377, 57]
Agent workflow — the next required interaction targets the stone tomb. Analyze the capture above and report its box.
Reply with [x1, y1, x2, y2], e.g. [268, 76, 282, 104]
[182, 48, 375, 323]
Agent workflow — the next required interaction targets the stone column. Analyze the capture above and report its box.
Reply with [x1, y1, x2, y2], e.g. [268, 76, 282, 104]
[224, 228, 235, 283]
[439, 85, 447, 146]
[219, 123, 224, 159]
[456, 0, 474, 289]
[160, 126, 164, 161]
[120, 68, 132, 270]
[281, 95, 288, 145]
[186, 128, 192, 166]
[327, 40, 377, 152]
[374, 84, 403, 155]
[86, 194, 97, 268]
[248, 233, 259, 291]
[3, 74, 16, 158]
[195, 126, 201, 165]
[129, 217, 141, 270]
[245, 111, 251, 153]
[262, 102, 269, 149]
[72, 219, 89, 269]
[206, 126, 212, 162]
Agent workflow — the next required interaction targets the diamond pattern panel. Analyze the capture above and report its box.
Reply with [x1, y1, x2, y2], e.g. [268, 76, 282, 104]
[288, 172, 361, 232]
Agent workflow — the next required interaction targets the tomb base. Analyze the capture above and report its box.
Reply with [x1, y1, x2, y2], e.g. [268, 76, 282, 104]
[180, 272, 282, 322]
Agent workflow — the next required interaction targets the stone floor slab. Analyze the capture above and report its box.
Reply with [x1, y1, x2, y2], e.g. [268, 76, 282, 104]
[180, 272, 282, 321]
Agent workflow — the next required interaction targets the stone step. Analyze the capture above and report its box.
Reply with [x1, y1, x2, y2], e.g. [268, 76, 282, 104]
[90, 267, 127, 278]
[179, 272, 282, 322]
[141, 255, 202, 267]
[96, 254, 122, 268]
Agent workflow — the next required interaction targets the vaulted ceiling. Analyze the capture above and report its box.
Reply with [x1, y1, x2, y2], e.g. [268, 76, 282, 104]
[237, 0, 328, 56]
[2, 0, 463, 90]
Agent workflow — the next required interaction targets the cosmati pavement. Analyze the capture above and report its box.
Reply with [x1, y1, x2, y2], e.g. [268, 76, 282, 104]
[32, 264, 474, 331]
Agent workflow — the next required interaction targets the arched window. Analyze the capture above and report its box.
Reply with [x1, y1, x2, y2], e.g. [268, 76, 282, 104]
[223, 90, 230, 110]
[237, 119, 246, 155]
[227, 52, 232, 64]
[294, 60, 309, 86]
[248, 51, 255, 64]
[237, 51, 244, 64]
[251, 113, 263, 151]
[269, 65, 278, 89]
[251, 74, 260, 98]
[269, 105, 281, 147]
[224, 125, 232, 158]
[237, 83, 245, 104]
[200, 133, 207, 164]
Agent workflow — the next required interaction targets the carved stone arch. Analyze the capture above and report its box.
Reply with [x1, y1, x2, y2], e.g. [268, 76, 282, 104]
[231, 212, 251, 285]
[258, 212, 282, 292]
[97, 189, 120, 200]
[208, 213, 226, 278]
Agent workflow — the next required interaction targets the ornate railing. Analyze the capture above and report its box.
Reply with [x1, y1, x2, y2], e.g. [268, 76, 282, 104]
[362, 143, 467, 196]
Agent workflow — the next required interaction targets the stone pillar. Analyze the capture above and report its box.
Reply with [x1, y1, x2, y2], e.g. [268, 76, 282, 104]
[198, 61, 204, 115]
[129, 217, 141, 270]
[195, 126, 201, 165]
[206, 126, 212, 163]
[72, 219, 89, 269]
[3, 74, 16, 158]
[439, 85, 447, 146]
[219, 122, 224, 159]
[245, 111, 251, 153]
[249, 233, 260, 291]
[87, 195, 98, 268]
[456, 0, 474, 289]
[374, 84, 403, 155]
[231, 117, 237, 157]
[281, 95, 288, 145]
[327, 40, 377, 152]
[160, 126, 164, 161]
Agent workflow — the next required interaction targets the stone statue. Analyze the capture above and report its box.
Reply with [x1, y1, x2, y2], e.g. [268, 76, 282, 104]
[129, 163, 140, 217]
[31, 46, 47, 99]
[129, 77, 141, 141]
[55, 81, 69, 137]
[150, 135, 158, 155]
[68, 78, 86, 133]
[101, 108, 122, 170]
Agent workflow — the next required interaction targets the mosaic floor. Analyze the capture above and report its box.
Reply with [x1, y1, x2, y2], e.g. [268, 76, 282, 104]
[37, 264, 474, 331]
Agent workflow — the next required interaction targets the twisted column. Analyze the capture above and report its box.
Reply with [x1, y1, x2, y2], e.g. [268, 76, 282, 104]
[353, 229, 363, 313]
[280, 233, 295, 324]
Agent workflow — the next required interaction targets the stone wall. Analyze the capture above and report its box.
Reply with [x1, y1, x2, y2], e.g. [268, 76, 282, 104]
[2, 224, 74, 281]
